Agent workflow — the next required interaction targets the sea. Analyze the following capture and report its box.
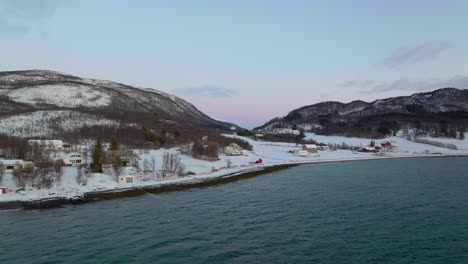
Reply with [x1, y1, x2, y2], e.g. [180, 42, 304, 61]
[0, 157, 467, 263]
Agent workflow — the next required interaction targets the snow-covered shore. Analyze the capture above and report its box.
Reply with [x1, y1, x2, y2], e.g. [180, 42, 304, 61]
[2, 134, 468, 209]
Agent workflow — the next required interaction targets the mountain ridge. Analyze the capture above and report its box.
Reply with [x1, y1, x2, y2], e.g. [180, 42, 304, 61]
[0, 70, 238, 139]
[256, 87, 468, 137]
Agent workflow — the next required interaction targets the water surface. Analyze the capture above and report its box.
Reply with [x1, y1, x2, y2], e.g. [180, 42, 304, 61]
[1, 157, 467, 263]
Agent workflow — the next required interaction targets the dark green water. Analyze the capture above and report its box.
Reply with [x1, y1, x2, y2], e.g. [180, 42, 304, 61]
[1, 157, 467, 264]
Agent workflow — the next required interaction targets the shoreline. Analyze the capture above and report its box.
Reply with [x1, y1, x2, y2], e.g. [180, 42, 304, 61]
[1, 154, 467, 211]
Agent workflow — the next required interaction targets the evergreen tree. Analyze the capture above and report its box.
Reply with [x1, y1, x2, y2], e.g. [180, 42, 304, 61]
[91, 136, 103, 173]
[110, 136, 119, 150]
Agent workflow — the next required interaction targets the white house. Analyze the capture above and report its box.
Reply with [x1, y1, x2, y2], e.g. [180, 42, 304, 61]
[28, 140, 65, 151]
[0, 159, 33, 173]
[303, 144, 318, 153]
[254, 134, 264, 139]
[62, 153, 85, 166]
[295, 150, 309, 157]
[225, 143, 243, 156]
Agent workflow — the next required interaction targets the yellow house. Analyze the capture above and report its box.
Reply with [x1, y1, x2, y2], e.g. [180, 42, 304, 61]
[118, 175, 134, 184]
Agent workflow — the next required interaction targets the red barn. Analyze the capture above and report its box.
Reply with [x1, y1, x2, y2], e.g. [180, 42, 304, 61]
[0, 187, 6, 195]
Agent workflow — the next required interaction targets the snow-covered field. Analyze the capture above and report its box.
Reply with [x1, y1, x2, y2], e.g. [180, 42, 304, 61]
[304, 133, 468, 154]
[1, 133, 468, 204]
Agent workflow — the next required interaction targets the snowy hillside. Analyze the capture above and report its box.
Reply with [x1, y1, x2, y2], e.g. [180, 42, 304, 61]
[0, 70, 238, 138]
[256, 88, 468, 137]
[0, 110, 129, 138]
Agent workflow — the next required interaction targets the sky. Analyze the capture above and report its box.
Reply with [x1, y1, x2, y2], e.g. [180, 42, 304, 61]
[1, 0, 468, 128]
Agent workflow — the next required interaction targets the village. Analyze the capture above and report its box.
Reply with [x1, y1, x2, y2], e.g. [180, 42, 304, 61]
[1, 132, 467, 201]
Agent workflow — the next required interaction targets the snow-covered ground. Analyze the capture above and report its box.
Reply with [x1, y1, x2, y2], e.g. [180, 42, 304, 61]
[1, 133, 468, 203]
[304, 133, 468, 154]
[418, 133, 468, 150]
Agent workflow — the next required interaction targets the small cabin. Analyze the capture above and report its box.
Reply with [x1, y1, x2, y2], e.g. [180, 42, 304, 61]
[303, 144, 318, 153]
[118, 175, 134, 184]
[0, 186, 6, 195]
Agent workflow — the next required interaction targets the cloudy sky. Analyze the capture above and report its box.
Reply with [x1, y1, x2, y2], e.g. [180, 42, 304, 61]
[1, 0, 468, 128]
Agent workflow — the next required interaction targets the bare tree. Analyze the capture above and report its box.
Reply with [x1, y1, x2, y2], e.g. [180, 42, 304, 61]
[176, 163, 186, 176]
[131, 156, 141, 179]
[143, 158, 151, 172]
[76, 167, 88, 186]
[104, 157, 125, 181]
[149, 155, 157, 179]
[0, 162, 4, 184]
[52, 160, 64, 184]
[12, 169, 30, 189]
[32, 167, 53, 189]
[205, 142, 219, 159]
[179, 144, 192, 155]
[161, 153, 183, 176]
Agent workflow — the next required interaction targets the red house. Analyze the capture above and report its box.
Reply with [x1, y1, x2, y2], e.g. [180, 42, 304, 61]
[381, 141, 392, 147]
[0, 187, 6, 195]
[255, 158, 263, 164]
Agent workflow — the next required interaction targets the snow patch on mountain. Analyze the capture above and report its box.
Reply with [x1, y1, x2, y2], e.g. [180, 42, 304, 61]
[5, 84, 111, 107]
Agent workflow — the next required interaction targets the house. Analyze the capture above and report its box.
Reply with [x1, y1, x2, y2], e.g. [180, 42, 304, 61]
[28, 140, 66, 151]
[225, 143, 243, 156]
[254, 133, 264, 139]
[303, 144, 318, 153]
[104, 150, 133, 165]
[380, 141, 394, 150]
[318, 145, 330, 151]
[359, 147, 379, 153]
[62, 153, 85, 166]
[0, 159, 33, 173]
[0, 186, 6, 195]
[255, 158, 263, 164]
[118, 175, 134, 184]
[295, 150, 309, 157]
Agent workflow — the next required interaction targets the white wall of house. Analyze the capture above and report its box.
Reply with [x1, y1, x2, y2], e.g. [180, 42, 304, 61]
[0, 160, 25, 173]
[63, 153, 84, 166]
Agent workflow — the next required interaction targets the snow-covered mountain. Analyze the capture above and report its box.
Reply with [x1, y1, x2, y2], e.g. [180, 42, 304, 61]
[256, 88, 468, 137]
[0, 70, 237, 138]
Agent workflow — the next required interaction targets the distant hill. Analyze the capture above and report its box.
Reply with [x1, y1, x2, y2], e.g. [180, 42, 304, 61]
[0, 70, 238, 139]
[256, 88, 468, 138]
